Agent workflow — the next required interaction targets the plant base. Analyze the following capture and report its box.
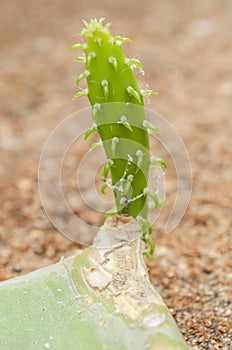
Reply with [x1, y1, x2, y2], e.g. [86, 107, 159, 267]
[0, 215, 190, 349]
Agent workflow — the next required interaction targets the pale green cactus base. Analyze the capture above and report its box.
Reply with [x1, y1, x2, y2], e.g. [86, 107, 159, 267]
[0, 217, 190, 350]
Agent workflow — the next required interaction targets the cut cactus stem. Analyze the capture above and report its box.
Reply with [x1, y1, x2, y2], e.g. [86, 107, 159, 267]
[0, 216, 190, 350]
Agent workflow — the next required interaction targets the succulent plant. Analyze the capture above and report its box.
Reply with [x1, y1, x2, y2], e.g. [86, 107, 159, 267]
[72, 18, 165, 259]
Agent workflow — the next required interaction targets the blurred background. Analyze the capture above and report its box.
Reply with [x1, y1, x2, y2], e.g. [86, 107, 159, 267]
[0, 1, 231, 348]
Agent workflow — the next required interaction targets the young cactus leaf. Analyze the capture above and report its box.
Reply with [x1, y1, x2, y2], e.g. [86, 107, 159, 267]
[135, 150, 144, 174]
[71, 43, 86, 51]
[137, 216, 152, 235]
[127, 86, 142, 103]
[144, 188, 157, 206]
[147, 237, 155, 255]
[141, 89, 158, 96]
[123, 174, 134, 195]
[87, 51, 96, 64]
[76, 70, 90, 85]
[126, 58, 142, 70]
[118, 115, 133, 132]
[101, 79, 110, 101]
[150, 156, 168, 169]
[89, 140, 102, 151]
[143, 236, 155, 260]
[101, 160, 113, 180]
[143, 251, 153, 261]
[84, 123, 97, 140]
[108, 56, 118, 73]
[101, 183, 108, 194]
[113, 35, 132, 45]
[111, 137, 119, 155]
[75, 56, 86, 62]
[72, 89, 88, 100]
[143, 120, 159, 133]
[94, 36, 102, 46]
[92, 103, 101, 118]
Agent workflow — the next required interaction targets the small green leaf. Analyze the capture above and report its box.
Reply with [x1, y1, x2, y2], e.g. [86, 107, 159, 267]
[111, 137, 119, 155]
[72, 90, 88, 100]
[137, 216, 152, 234]
[89, 141, 102, 151]
[108, 56, 118, 73]
[141, 89, 158, 96]
[87, 51, 96, 64]
[105, 22, 111, 32]
[101, 161, 112, 180]
[71, 43, 84, 51]
[101, 183, 108, 195]
[76, 70, 90, 85]
[84, 124, 97, 140]
[147, 238, 155, 255]
[151, 157, 167, 169]
[118, 116, 133, 132]
[126, 58, 142, 69]
[127, 86, 141, 103]
[147, 191, 160, 208]
[82, 19, 89, 27]
[143, 120, 159, 133]
[135, 150, 144, 174]
[101, 80, 109, 101]
[114, 35, 132, 45]
[94, 37, 102, 46]
[123, 122, 132, 131]
[92, 103, 101, 119]
[75, 56, 86, 62]
[143, 251, 153, 261]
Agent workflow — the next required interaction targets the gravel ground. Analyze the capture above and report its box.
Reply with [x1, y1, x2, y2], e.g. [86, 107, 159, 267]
[0, 1, 231, 349]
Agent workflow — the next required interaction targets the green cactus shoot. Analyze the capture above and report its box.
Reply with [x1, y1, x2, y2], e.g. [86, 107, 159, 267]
[72, 18, 165, 259]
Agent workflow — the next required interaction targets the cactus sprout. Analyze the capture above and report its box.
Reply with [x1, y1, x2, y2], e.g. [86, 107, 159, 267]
[73, 18, 165, 258]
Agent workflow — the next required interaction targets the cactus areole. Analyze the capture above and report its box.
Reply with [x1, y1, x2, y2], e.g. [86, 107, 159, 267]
[73, 19, 164, 259]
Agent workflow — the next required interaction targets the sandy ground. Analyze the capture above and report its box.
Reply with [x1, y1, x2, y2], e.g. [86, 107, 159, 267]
[0, 0, 231, 349]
